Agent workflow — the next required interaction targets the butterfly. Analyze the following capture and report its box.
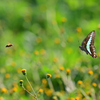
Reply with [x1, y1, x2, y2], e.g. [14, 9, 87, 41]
[6, 43, 13, 47]
[79, 30, 97, 58]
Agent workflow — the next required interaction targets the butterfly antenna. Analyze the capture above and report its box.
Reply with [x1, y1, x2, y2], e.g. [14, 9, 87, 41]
[78, 39, 81, 46]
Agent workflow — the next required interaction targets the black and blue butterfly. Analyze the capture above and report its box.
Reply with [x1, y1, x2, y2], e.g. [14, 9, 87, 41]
[79, 30, 97, 58]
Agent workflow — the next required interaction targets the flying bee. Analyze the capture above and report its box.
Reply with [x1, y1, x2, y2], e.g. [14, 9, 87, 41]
[6, 43, 13, 47]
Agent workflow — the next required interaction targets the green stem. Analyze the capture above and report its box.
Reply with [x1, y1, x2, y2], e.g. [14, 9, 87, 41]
[22, 85, 37, 99]
[25, 75, 36, 96]
[36, 79, 46, 95]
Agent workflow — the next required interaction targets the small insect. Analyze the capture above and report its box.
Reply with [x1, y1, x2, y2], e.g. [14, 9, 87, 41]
[79, 30, 97, 58]
[6, 43, 13, 47]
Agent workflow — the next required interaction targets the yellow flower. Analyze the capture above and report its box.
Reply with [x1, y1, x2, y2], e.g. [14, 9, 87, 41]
[87, 92, 92, 97]
[13, 82, 18, 88]
[60, 90, 65, 95]
[98, 83, 100, 88]
[75, 97, 80, 100]
[0, 96, 3, 100]
[1, 88, 8, 93]
[5, 73, 10, 78]
[34, 50, 39, 55]
[77, 80, 82, 85]
[88, 70, 93, 75]
[47, 74, 51, 78]
[52, 96, 57, 100]
[66, 69, 71, 75]
[59, 66, 64, 71]
[44, 88, 53, 96]
[60, 27, 65, 33]
[20, 80, 23, 83]
[92, 82, 97, 87]
[12, 87, 17, 92]
[36, 37, 42, 43]
[98, 24, 100, 29]
[83, 98, 86, 100]
[20, 80, 23, 87]
[26, 85, 31, 91]
[70, 97, 75, 100]
[55, 91, 61, 96]
[67, 97, 70, 100]
[17, 68, 21, 73]
[55, 74, 60, 78]
[42, 78, 47, 87]
[76, 27, 82, 33]
[54, 38, 60, 44]
[42, 79, 47, 84]
[11, 62, 16, 67]
[21, 69, 26, 75]
[53, 57, 58, 63]
[52, 20, 56, 25]
[94, 74, 98, 79]
[61, 17, 67, 22]
[39, 89, 43, 93]
[40, 49, 46, 55]
[98, 52, 100, 57]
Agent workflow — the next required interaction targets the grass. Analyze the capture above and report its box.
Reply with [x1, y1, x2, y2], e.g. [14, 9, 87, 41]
[0, 0, 100, 100]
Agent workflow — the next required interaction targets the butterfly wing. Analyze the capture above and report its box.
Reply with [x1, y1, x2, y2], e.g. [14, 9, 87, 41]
[87, 31, 97, 58]
[90, 31, 95, 45]
[90, 45, 97, 58]
[79, 30, 97, 58]
[80, 31, 93, 54]
[81, 31, 95, 48]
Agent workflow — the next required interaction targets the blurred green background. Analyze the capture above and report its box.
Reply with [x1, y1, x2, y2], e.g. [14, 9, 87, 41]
[0, 0, 100, 100]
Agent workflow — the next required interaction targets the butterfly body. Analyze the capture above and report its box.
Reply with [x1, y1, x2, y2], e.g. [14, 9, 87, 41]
[79, 31, 97, 58]
[79, 46, 88, 54]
